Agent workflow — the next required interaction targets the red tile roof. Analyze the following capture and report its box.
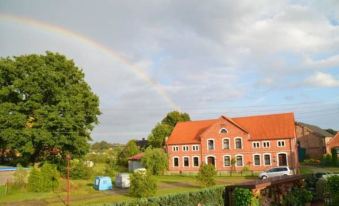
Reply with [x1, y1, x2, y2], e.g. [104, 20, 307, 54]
[166, 119, 217, 144]
[233, 113, 296, 140]
[128, 153, 144, 160]
[327, 133, 339, 149]
[166, 112, 296, 144]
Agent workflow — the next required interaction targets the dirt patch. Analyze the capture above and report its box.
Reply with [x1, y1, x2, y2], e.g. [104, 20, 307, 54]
[0, 171, 15, 185]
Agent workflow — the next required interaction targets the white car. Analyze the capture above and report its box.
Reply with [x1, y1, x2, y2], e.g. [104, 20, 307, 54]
[259, 167, 292, 179]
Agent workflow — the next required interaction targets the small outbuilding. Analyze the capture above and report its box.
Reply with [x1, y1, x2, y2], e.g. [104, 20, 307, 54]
[93, 176, 112, 191]
[115, 173, 130, 188]
[128, 153, 144, 172]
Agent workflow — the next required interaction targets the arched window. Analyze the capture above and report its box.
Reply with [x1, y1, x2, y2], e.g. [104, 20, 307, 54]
[220, 128, 228, 133]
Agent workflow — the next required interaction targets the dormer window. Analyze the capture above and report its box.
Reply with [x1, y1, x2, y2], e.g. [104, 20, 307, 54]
[220, 128, 228, 134]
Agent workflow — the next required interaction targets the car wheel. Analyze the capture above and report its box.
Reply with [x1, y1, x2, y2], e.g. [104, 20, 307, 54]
[261, 175, 267, 180]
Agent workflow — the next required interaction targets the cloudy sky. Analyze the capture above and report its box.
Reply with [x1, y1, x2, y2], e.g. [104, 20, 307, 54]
[1, 0, 338, 143]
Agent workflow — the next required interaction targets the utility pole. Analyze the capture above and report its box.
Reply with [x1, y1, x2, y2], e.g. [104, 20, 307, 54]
[66, 154, 71, 206]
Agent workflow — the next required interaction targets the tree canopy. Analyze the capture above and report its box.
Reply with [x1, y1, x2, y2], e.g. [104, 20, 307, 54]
[0, 52, 100, 165]
[117, 140, 140, 167]
[161, 111, 190, 127]
[147, 111, 190, 148]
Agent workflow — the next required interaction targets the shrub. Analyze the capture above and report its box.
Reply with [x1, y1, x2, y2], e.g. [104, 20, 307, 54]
[69, 159, 93, 179]
[41, 163, 60, 191]
[105, 186, 224, 206]
[129, 171, 157, 198]
[321, 154, 332, 166]
[141, 148, 168, 175]
[12, 164, 28, 190]
[316, 178, 328, 200]
[233, 187, 253, 206]
[326, 175, 339, 205]
[28, 163, 60, 192]
[303, 159, 320, 165]
[282, 187, 312, 206]
[28, 166, 43, 192]
[196, 163, 217, 187]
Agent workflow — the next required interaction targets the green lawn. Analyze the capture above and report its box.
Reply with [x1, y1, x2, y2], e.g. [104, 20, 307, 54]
[0, 175, 254, 206]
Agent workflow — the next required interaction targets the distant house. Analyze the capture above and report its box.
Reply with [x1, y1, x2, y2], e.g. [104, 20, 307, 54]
[326, 132, 339, 155]
[128, 153, 144, 172]
[295, 122, 334, 159]
[135, 138, 148, 150]
[166, 112, 299, 173]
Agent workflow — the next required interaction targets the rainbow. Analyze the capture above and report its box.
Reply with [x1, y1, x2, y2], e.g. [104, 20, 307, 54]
[0, 13, 179, 110]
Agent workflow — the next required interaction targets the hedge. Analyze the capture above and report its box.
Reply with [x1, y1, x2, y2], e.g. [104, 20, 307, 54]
[102, 186, 224, 206]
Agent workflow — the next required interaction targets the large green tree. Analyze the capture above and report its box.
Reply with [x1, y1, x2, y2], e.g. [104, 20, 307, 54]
[147, 111, 190, 148]
[0, 52, 100, 165]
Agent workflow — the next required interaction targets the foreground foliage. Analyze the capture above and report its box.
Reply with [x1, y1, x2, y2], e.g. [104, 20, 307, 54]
[129, 171, 157, 198]
[107, 186, 224, 206]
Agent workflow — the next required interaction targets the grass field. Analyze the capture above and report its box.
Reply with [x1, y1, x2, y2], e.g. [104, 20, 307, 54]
[0, 175, 255, 206]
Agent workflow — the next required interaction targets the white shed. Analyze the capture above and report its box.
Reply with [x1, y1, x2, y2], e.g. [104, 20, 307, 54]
[115, 173, 130, 188]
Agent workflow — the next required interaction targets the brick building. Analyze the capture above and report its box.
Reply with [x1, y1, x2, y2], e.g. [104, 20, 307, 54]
[166, 113, 299, 173]
[295, 122, 333, 159]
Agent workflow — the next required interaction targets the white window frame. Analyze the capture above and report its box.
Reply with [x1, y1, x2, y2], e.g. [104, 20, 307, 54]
[277, 140, 285, 147]
[183, 156, 190, 167]
[173, 156, 179, 167]
[262, 141, 270, 148]
[234, 137, 243, 149]
[222, 138, 230, 149]
[182, 145, 189, 151]
[277, 152, 288, 166]
[263, 153, 272, 166]
[235, 154, 244, 167]
[192, 156, 200, 167]
[223, 155, 231, 167]
[192, 145, 200, 151]
[172, 146, 179, 152]
[253, 154, 261, 166]
[219, 128, 228, 134]
[207, 138, 215, 150]
[252, 141, 260, 148]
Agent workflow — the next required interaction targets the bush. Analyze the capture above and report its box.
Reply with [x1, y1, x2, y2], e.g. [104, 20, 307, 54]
[316, 178, 328, 200]
[69, 159, 93, 179]
[28, 163, 60, 192]
[12, 164, 28, 190]
[303, 159, 320, 165]
[129, 171, 157, 198]
[327, 175, 339, 205]
[141, 148, 168, 175]
[105, 186, 224, 206]
[196, 163, 217, 187]
[321, 154, 332, 166]
[282, 187, 312, 206]
[233, 187, 253, 206]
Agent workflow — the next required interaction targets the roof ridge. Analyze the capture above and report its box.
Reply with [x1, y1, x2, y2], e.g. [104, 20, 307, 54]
[232, 112, 294, 119]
